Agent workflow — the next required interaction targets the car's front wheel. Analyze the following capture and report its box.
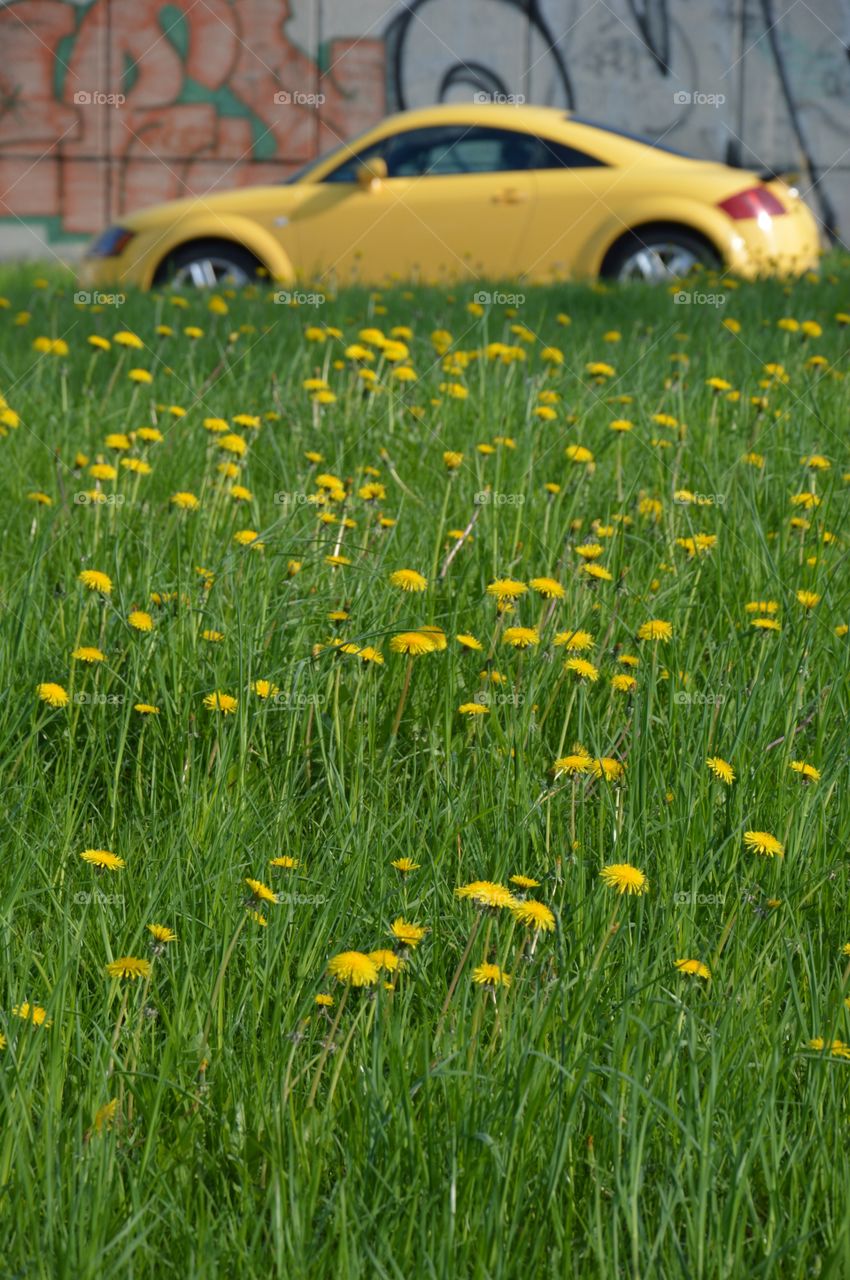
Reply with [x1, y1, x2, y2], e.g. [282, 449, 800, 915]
[154, 240, 262, 288]
[603, 229, 719, 282]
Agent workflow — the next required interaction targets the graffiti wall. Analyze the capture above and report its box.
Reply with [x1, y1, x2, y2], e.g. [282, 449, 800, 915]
[1, 0, 848, 257]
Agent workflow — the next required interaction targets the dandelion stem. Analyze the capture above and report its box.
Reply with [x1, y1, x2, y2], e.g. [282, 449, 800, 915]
[306, 986, 348, 1108]
[434, 912, 483, 1041]
[389, 655, 414, 739]
[202, 912, 248, 1052]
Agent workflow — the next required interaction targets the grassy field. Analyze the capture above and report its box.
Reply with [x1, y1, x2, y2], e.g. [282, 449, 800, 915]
[1, 257, 849, 1279]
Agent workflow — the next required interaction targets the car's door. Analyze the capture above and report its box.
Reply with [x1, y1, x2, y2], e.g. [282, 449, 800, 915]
[290, 124, 539, 285]
[519, 137, 612, 281]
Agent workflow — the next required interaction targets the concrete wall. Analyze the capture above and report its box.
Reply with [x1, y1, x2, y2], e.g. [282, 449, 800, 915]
[1, 0, 848, 259]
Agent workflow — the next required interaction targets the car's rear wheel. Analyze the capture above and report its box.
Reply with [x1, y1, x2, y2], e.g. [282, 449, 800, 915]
[603, 229, 719, 282]
[154, 240, 262, 288]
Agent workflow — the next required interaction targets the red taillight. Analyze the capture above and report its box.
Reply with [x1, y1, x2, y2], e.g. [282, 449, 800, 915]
[717, 187, 786, 219]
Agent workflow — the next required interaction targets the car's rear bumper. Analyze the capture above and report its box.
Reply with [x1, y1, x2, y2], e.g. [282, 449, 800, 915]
[724, 196, 822, 278]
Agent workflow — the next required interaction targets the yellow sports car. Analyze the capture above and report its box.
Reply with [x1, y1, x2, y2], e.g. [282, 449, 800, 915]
[80, 104, 821, 290]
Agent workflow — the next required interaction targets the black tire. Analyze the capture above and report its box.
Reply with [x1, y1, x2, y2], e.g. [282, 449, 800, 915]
[154, 240, 263, 288]
[602, 228, 720, 282]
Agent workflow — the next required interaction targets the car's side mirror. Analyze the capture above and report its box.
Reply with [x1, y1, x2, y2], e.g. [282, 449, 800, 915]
[356, 157, 388, 189]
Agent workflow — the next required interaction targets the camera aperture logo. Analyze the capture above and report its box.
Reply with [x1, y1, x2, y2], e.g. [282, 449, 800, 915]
[74, 291, 125, 307]
[474, 491, 524, 506]
[673, 290, 725, 308]
[473, 290, 525, 307]
[274, 290, 325, 306]
[273, 91, 325, 106]
[473, 91, 525, 105]
[673, 90, 725, 108]
[74, 90, 125, 107]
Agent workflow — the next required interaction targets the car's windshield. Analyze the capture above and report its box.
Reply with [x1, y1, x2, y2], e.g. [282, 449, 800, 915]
[280, 134, 368, 184]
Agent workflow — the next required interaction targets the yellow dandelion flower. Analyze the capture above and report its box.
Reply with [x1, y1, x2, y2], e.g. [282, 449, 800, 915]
[389, 568, 428, 592]
[252, 680, 280, 699]
[638, 619, 672, 641]
[486, 578, 527, 601]
[170, 492, 200, 511]
[12, 1003, 52, 1027]
[390, 917, 428, 947]
[245, 878, 277, 904]
[706, 756, 735, 785]
[234, 529, 264, 549]
[80, 849, 125, 871]
[503, 626, 539, 649]
[583, 563, 613, 581]
[530, 576, 565, 598]
[790, 761, 820, 782]
[472, 963, 511, 987]
[105, 957, 151, 980]
[552, 752, 593, 777]
[146, 924, 177, 944]
[78, 569, 112, 595]
[564, 658, 599, 681]
[743, 830, 784, 858]
[37, 682, 69, 708]
[391, 857, 420, 872]
[203, 692, 237, 714]
[511, 900, 555, 931]
[675, 959, 711, 979]
[327, 951, 379, 986]
[554, 629, 594, 651]
[390, 631, 436, 656]
[455, 881, 517, 910]
[71, 646, 106, 664]
[600, 863, 648, 894]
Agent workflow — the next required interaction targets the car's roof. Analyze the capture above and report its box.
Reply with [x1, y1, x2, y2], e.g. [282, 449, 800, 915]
[377, 103, 573, 132]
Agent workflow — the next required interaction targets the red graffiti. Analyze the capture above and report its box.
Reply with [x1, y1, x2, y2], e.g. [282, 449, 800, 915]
[0, 0, 385, 236]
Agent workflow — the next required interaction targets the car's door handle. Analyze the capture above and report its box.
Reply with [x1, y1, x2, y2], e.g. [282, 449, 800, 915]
[492, 188, 529, 204]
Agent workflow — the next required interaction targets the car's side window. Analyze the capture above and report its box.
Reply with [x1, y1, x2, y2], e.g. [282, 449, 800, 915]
[534, 138, 606, 169]
[321, 126, 606, 183]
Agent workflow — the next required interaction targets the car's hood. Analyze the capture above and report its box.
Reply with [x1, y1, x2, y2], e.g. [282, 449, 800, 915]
[121, 185, 304, 231]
